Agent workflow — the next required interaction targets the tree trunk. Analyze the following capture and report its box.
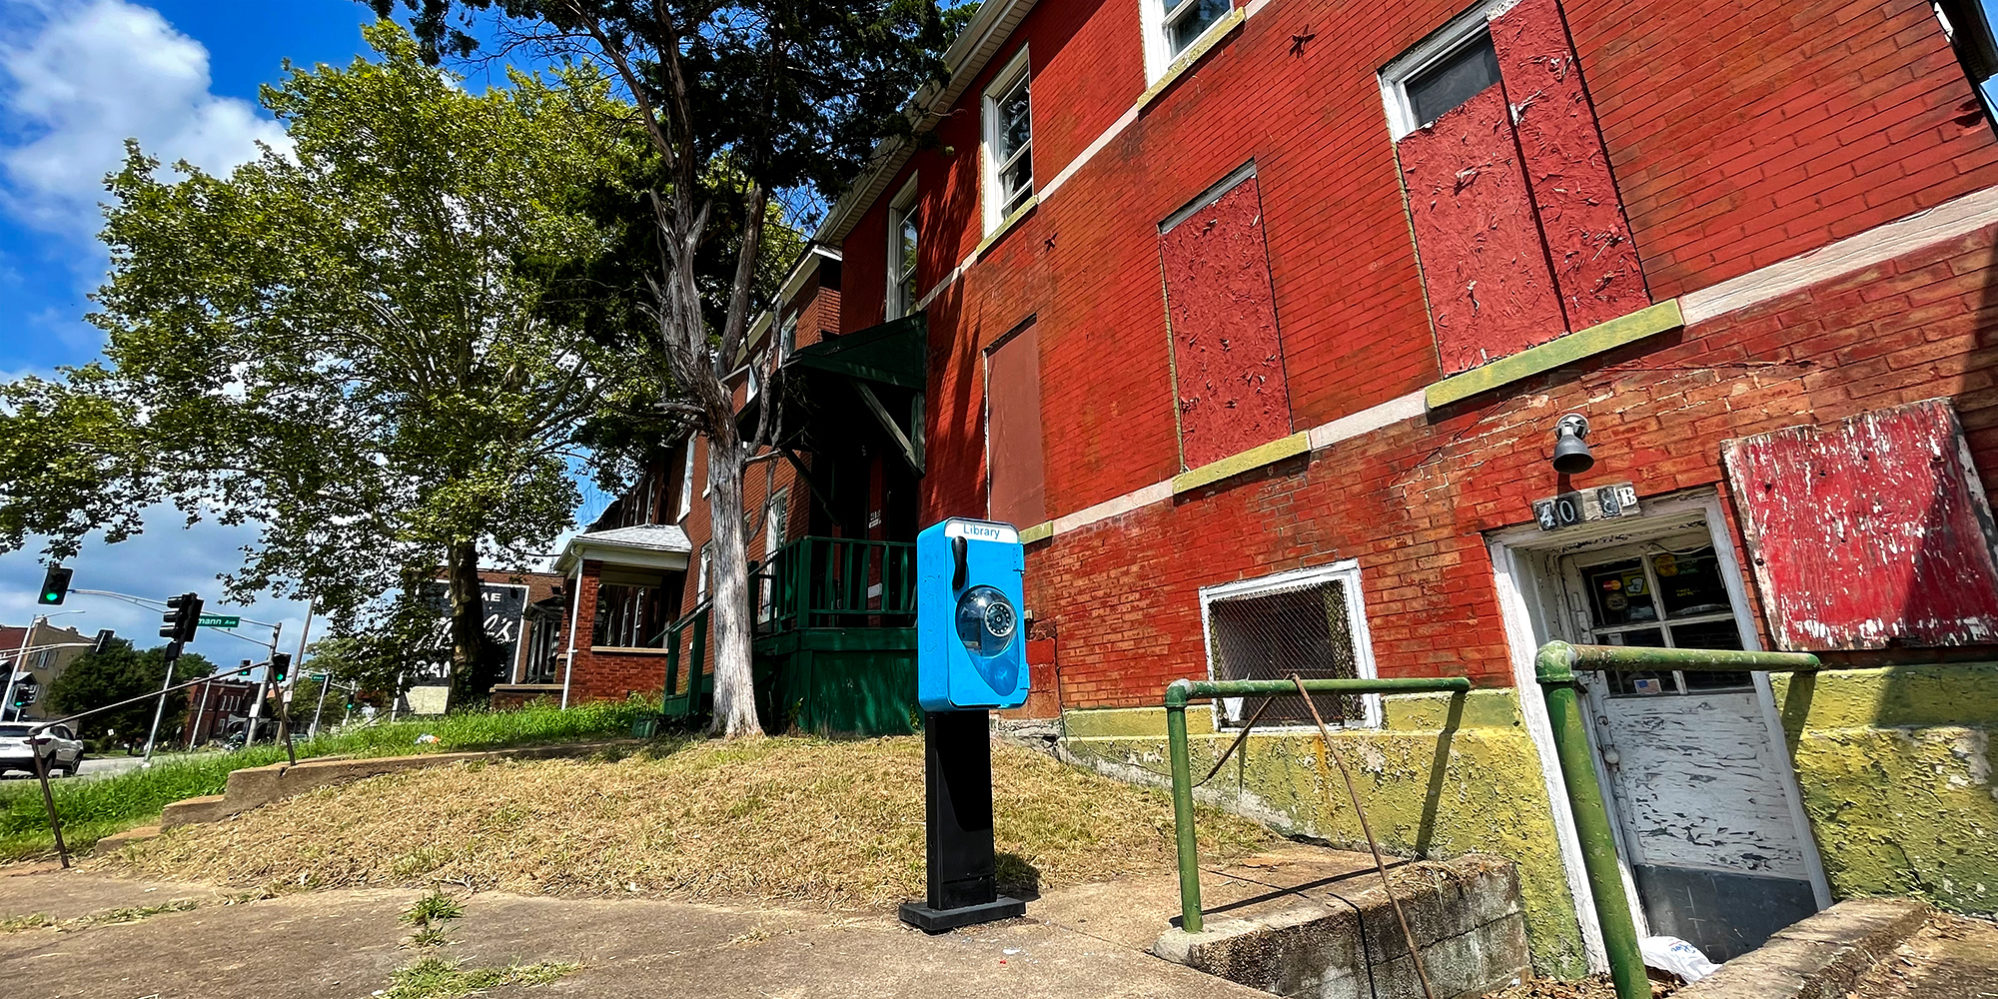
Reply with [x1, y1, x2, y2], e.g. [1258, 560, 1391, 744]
[445, 538, 486, 712]
[705, 416, 761, 737]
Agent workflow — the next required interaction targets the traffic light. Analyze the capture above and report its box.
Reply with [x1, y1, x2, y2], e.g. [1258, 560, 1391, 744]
[270, 653, 291, 684]
[37, 566, 72, 606]
[160, 592, 202, 643]
[237, 659, 253, 677]
[91, 629, 115, 655]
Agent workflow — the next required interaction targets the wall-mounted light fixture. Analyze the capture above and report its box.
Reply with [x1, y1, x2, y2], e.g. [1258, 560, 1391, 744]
[1552, 414, 1594, 474]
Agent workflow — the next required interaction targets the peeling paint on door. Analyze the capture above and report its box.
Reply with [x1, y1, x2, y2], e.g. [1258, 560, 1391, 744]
[1723, 399, 1998, 651]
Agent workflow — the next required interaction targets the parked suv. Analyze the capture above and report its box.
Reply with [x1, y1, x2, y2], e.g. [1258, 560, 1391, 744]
[0, 723, 85, 778]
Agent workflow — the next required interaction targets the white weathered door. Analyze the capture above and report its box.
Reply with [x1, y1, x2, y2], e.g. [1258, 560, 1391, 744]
[1560, 534, 1819, 961]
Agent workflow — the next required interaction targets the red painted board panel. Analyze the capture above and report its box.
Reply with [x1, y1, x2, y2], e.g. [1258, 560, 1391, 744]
[987, 323, 1048, 528]
[1159, 175, 1292, 470]
[1490, 0, 1649, 331]
[1397, 87, 1567, 378]
[1723, 399, 1998, 651]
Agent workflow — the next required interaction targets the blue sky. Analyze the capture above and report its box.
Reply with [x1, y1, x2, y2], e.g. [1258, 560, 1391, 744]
[0, 0, 596, 666]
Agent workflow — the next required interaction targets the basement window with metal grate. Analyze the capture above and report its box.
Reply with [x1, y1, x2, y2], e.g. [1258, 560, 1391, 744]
[1199, 561, 1381, 730]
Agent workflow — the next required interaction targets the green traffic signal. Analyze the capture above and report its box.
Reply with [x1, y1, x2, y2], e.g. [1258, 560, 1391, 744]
[37, 567, 72, 606]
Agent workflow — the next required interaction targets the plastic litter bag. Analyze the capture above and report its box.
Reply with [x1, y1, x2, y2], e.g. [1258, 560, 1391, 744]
[1640, 935, 1721, 982]
[415, 733, 440, 745]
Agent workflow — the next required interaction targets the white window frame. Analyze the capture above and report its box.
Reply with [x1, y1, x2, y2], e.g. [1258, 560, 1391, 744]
[886, 177, 920, 320]
[1197, 560, 1383, 732]
[778, 310, 798, 359]
[697, 542, 712, 602]
[981, 46, 1034, 235]
[1141, 0, 1239, 84]
[758, 489, 789, 624]
[1378, 1, 1502, 141]
[677, 444, 695, 522]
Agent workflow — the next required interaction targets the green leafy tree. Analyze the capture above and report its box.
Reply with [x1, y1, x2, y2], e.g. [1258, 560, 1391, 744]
[371, 0, 960, 735]
[0, 24, 657, 706]
[46, 640, 215, 743]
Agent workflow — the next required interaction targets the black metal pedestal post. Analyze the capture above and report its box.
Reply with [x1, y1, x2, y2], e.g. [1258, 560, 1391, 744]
[898, 710, 1026, 932]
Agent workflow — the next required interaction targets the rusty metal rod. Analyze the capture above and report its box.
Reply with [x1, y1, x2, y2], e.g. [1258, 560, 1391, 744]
[1290, 673, 1438, 999]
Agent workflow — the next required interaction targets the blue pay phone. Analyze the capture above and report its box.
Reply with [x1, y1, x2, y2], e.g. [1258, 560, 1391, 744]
[899, 518, 1030, 933]
[916, 518, 1029, 712]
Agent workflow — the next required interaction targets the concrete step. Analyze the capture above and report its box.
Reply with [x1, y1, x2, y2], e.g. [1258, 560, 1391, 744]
[1040, 845, 1530, 999]
[158, 795, 233, 830]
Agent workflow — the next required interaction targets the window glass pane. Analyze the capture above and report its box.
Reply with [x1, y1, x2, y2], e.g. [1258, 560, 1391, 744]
[1406, 32, 1500, 126]
[899, 213, 918, 270]
[1167, 0, 1231, 55]
[1000, 158, 1033, 213]
[1652, 546, 1732, 616]
[995, 78, 1031, 163]
[1583, 559, 1658, 627]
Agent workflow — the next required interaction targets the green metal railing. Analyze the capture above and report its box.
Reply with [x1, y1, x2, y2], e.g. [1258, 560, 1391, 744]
[1163, 675, 1474, 934]
[1534, 641, 1821, 999]
[659, 600, 711, 718]
[757, 536, 916, 632]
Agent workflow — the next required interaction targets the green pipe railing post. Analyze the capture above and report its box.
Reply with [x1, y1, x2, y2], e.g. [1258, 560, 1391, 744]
[1535, 643, 1649, 999]
[690, 612, 709, 709]
[1160, 675, 1473, 938]
[1165, 680, 1203, 934]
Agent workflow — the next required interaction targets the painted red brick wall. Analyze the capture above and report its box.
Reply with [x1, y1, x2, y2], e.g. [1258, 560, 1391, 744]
[1574, 0, 1998, 298]
[832, 0, 1998, 533]
[1026, 225, 1998, 707]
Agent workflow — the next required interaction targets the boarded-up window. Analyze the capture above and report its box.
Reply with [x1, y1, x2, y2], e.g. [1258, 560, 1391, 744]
[985, 322, 1046, 528]
[1723, 399, 1998, 650]
[1159, 168, 1292, 470]
[1386, 0, 1648, 378]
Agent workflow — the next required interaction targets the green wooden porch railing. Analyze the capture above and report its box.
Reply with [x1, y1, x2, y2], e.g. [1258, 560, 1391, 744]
[658, 599, 710, 719]
[756, 536, 916, 633]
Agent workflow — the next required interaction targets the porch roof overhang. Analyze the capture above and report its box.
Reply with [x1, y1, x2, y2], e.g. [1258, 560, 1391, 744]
[742, 314, 928, 472]
[555, 524, 694, 576]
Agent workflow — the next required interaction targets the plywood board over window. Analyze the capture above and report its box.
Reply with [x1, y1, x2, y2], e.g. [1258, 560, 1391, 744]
[1723, 399, 1998, 650]
[1488, 0, 1647, 329]
[1159, 167, 1293, 470]
[986, 321, 1047, 528]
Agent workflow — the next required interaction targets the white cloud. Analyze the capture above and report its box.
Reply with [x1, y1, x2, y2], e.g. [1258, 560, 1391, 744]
[0, 0, 288, 238]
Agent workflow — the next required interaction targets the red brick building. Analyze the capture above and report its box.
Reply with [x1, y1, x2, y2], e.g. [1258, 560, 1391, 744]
[559, 0, 1998, 973]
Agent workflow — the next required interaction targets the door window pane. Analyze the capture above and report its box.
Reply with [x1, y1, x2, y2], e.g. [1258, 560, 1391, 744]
[1654, 548, 1732, 617]
[1584, 559, 1658, 627]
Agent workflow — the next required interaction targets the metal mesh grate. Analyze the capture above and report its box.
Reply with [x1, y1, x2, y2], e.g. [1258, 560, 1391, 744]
[1206, 575, 1366, 727]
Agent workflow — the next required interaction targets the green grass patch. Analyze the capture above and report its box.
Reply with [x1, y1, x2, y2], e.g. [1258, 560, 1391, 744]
[0, 699, 656, 861]
[381, 958, 577, 999]
[0, 898, 200, 933]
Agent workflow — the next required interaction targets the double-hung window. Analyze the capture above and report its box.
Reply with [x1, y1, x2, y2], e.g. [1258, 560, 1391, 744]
[1164, 0, 1231, 57]
[887, 179, 920, 319]
[982, 49, 1034, 233]
[1144, 0, 1233, 81]
[1379, 6, 1502, 139]
[677, 444, 695, 521]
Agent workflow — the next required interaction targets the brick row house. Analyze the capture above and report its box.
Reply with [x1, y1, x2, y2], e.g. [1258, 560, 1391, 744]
[534, 0, 1998, 976]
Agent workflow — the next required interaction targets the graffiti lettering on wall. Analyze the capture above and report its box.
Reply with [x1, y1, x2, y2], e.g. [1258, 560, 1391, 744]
[412, 583, 529, 684]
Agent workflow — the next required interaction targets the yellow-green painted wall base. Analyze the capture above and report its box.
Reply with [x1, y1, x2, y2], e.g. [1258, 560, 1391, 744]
[1059, 689, 1591, 978]
[1772, 664, 1998, 915]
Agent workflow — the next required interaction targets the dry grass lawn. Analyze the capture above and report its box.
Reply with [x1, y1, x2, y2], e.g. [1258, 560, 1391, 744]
[106, 736, 1277, 909]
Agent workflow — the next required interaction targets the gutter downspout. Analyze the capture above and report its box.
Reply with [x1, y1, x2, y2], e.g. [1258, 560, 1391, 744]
[560, 558, 583, 710]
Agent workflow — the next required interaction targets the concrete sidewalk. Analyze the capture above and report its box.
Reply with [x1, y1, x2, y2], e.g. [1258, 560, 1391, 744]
[0, 866, 1267, 999]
